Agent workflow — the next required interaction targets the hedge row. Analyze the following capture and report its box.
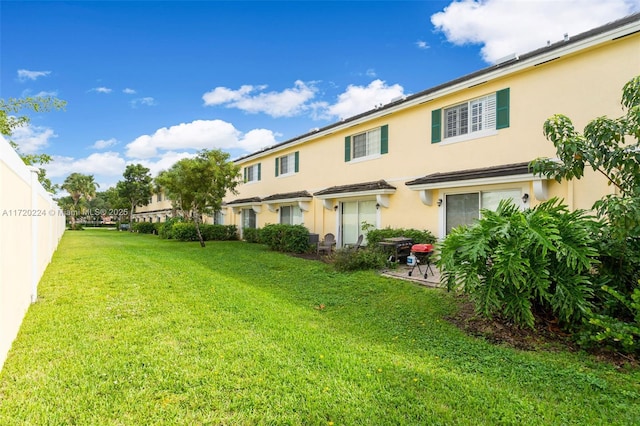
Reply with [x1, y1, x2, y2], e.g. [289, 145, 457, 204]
[243, 224, 314, 254]
[156, 218, 238, 241]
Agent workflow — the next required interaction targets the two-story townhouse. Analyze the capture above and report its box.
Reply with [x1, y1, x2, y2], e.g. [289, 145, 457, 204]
[222, 14, 639, 246]
[132, 191, 173, 223]
[133, 191, 224, 225]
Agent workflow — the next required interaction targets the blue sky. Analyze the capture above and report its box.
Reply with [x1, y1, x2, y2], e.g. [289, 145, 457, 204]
[2, 0, 639, 190]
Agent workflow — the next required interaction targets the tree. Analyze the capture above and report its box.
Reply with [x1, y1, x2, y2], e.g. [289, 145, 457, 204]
[116, 164, 153, 230]
[1, 96, 66, 193]
[530, 74, 640, 353]
[61, 173, 99, 229]
[104, 187, 130, 224]
[155, 149, 241, 247]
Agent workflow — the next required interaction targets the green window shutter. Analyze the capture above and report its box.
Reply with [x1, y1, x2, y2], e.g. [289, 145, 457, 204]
[257, 163, 261, 181]
[431, 109, 441, 143]
[275, 158, 279, 177]
[380, 125, 388, 154]
[496, 88, 510, 129]
[243, 167, 247, 182]
[344, 136, 351, 162]
[294, 152, 299, 173]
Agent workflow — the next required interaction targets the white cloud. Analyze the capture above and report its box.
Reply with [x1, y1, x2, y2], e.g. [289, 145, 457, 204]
[416, 40, 430, 49]
[90, 87, 112, 94]
[17, 69, 51, 81]
[238, 129, 281, 152]
[325, 79, 405, 120]
[136, 151, 197, 177]
[34, 90, 59, 97]
[431, 0, 640, 63]
[123, 88, 137, 94]
[91, 138, 118, 150]
[125, 119, 278, 159]
[130, 97, 157, 108]
[10, 124, 57, 154]
[45, 151, 126, 178]
[203, 80, 317, 117]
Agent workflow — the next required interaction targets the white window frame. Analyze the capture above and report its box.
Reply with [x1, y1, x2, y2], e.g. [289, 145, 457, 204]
[439, 188, 524, 237]
[278, 153, 296, 176]
[351, 127, 381, 161]
[279, 205, 303, 226]
[245, 164, 260, 183]
[442, 93, 497, 144]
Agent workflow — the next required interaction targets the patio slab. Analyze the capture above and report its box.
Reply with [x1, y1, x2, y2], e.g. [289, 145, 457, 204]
[380, 263, 443, 288]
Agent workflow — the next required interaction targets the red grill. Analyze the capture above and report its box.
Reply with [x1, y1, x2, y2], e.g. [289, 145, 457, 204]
[407, 243, 434, 278]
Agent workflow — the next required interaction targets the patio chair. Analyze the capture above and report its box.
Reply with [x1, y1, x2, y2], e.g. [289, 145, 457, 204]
[353, 234, 364, 250]
[345, 234, 364, 251]
[317, 233, 336, 255]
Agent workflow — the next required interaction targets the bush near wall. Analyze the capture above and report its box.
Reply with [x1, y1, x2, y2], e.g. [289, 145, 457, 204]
[243, 227, 260, 243]
[201, 224, 238, 241]
[169, 222, 238, 242]
[259, 224, 313, 254]
[158, 217, 183, 239]
[332, 248, 387, 272]
[133, 222, 157, 234]
[365, 226, 436, 247]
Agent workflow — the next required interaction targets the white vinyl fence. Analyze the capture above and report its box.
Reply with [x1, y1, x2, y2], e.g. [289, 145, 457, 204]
[0, 136, 65, 370]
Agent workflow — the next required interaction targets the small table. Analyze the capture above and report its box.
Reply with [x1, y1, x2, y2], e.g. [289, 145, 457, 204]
[378, 237, 413, 263]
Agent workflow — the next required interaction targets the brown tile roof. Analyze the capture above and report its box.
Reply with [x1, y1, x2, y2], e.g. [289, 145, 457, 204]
[225, 197, 262, 205]
[261, 191, 312, 202]
[405, 162, 532, 186]
[314, 180, 396, 196]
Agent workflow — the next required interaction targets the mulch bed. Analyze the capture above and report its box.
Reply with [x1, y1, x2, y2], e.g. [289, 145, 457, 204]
[445, 294, 638, 369]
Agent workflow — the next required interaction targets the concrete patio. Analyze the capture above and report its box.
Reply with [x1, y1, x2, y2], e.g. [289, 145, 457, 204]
[380, 262, 443, 288]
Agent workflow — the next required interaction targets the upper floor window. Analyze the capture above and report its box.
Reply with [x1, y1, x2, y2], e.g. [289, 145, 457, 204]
[345, 124, 388, 162]
[157, 193, 162, 202]
[445, 94, 495, 138]
[275, 152, 299, 177]
[244, 163, 261, 183]
[432, 88, 509, 144]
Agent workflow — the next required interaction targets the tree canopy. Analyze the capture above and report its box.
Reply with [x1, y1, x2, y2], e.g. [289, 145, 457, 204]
[155, 149, 241, 247]
[529, 74, 640, 353]
[1, 96, 66, 193]
[116, 164, 154, 229]
[61, 172, 99, 230]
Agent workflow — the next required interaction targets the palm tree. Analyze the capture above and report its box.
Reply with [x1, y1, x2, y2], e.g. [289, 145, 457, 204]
[61, 173, 98, 229]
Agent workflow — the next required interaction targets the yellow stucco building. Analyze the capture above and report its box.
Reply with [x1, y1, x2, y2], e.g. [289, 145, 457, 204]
[140, 14, 640, 246]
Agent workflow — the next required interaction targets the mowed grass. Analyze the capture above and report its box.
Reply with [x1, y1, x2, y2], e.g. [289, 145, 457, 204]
[0, 230, 639, 425]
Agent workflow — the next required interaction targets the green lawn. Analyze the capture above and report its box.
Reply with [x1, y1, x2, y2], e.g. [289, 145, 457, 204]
[0, 230, 638, 425]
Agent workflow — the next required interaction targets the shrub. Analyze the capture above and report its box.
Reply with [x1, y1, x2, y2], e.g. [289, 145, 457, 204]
[158, 217, 183, 239]
[365, 226, 436, 247]
[580, 286, 640, 354]
[200, 224, 238, 241]
[259, 224, 313, 253]
[133, 222, 157, 234]
[438, 198, 599, 329]
[243, 227, 260, 243]
[172, 222, 199, 241]
[332, 248, 387, 272]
